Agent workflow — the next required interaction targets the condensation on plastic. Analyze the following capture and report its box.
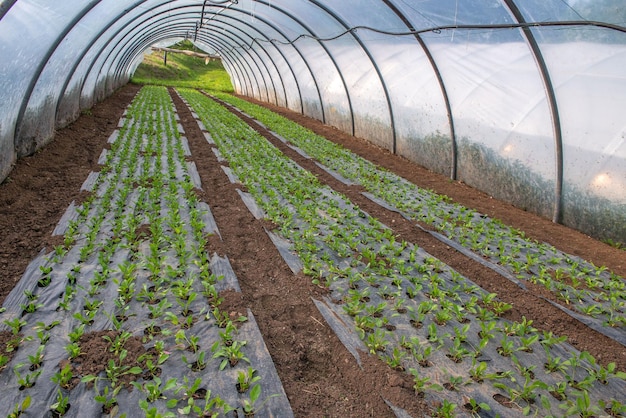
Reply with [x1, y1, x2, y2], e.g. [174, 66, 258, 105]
[530, 27, 626, 243]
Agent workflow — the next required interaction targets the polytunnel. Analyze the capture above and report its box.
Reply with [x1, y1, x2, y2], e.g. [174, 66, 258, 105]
[3, 2, 626, 417]
[1, 0, 625, 242]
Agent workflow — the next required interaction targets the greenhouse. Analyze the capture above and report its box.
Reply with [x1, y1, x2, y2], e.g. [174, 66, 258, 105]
[0, 1, 625, 417]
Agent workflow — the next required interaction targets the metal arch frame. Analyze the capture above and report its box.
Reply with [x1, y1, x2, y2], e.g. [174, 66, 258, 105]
[74, 3, 241, 105]
[210, 7, 311, 114]
[117, 18, 271, 101]
[13, 0, 102, 145]
[248, 0, 351, 131]
[0, 0, 18, 20]
[191, 22, 266, 100]
[119, 27, 247, 99]
[112, 20, 252, 94]
[199, 3, 326, 118]
[116, 22, 257, 98]
[502, 0, 564, 224]
[309, 0, 397, 151]
[193, 34, 250, 96]
[112, 16, 262, 100]
[75, 3, 182, 106]
[188, 3, 307, 111]
[196, 33, 253, 97]
[200, 15, 291, 106]
[97, 3, 298, 110]
[383, 0, 459, 179]
[208, 3, 326, 123]
[99, 10, 259, 99]
[115, 13, 280, 105]
[204, 2, 338, 121]
[55, 0, 150, 119]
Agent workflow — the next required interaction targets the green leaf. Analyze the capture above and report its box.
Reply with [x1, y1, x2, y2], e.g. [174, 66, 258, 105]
[128, 366, 143, 375]
[166, 398, 179, 409]
[164, 378, 178, 392]
[249, 384, 261, 404]
[21, 396, 31, 410]
[81, 375, 97, 383]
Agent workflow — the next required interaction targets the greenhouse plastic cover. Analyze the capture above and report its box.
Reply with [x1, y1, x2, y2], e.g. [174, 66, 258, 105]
[0, 0, 625, 243]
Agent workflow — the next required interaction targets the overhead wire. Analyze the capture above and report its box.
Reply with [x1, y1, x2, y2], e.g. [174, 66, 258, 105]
[210, 19, 626, 52]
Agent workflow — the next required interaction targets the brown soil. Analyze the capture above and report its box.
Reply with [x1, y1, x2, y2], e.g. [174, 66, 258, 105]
[72, 330, 148, 390]
[0, 83, 624, 417]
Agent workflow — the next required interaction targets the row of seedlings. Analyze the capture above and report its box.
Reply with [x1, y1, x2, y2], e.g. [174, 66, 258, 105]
[0, 85, 284, 417]
[0, 85, 157, 416]
[211, 93, 626, 337]
[180, 88, 626, 418]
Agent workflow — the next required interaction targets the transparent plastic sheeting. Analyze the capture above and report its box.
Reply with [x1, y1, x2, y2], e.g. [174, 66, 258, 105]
[0, 0, 625, 244]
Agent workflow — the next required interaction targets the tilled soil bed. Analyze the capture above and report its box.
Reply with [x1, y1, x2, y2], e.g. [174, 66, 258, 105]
[0, 83, 624, 417]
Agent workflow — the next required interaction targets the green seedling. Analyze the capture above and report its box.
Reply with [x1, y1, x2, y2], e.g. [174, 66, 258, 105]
[68, 324, 85, 343]
[433, 308, 452, 326]
[241, 384, 279, 417]
[72, 310, 96, 326]
[92, 383, 122, 414]
[496, 335, 516, 357]
[559, 389, 602, 418]
[175, 329, 200, 353]
[20, 300, 43, 314]
[427, 323, 444, 346]
[4, 317, 27, 335]
[145, 350, 170, 376]
[589, 361, 626, 384]
[103, 331, 132, 355]
[494, 375, 547, 405]
[469, 358, 489, 383]
[444, 374, 466, 391]
[447, 337, 470, 363]
[134, 377, 178, 403]
[183, 350, 208, 372]
[408, 368, 443, 396]
[50, 389, 71, 416]
[385, 347, 406, 371]
[491, 300, 513, 316]
[86, 349, 142, 388]
[518, 334, 539, 353]
[219, 321, 237, 346]
[237, 367, 261, 393]
[599, 399, 626, 417]
[137, 283, 162, 304]
[148, 298, 173, 319]
[212, 340, 249, 370]
[177, 388, 234, 417]
[65, 342, 82, 359]
[23, 289, 37, 301]
[547, 381, 568, 401]
[176, 376, 204, 400]
[51, 362, 74, 389]
[7, 396, 31, 418]
[27, 345, 45, 370]
[365, 329, 389, 354]
[463, 398, 491, 417]
[13, 363, 42, 389]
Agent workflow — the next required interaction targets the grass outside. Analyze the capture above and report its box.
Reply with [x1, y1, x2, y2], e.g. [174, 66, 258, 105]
[131, 41, 234, 92]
